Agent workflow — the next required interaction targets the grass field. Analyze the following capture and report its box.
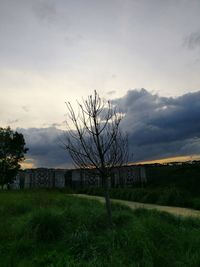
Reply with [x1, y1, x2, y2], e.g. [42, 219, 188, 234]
[1, 190, 200, 267]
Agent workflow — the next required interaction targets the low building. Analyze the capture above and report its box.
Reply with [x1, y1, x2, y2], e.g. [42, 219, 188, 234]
[12, 165, 147, 189]
[13, 168, 66, 189]
[66, 166, 147, 188]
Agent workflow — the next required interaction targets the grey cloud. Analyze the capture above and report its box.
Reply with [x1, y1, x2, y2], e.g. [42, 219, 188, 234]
[17, 127, 72, 168]
[131, 138, 200, 162]
[184, 31, 200, 50]
[42, 122, 65, 128]
[32, 1, 58, 25]
[17, 89, 200, 167]
[113, 89, 200, 161]
[0, 0, 69, 70]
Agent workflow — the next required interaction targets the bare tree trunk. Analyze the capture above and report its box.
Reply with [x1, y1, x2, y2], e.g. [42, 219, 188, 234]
[103, 174, 113, 227]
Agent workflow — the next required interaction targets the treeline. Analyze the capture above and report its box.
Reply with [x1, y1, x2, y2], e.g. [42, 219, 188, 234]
[145, 164, 200, 193]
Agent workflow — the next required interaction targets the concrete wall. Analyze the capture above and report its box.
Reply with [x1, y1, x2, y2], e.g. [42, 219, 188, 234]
[13, 166, 147, 189]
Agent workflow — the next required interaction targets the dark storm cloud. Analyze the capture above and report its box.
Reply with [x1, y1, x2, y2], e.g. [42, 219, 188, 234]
[17, 89, 200, 167]
[17, 127, 71, 168]
[114, 89, 200, 161]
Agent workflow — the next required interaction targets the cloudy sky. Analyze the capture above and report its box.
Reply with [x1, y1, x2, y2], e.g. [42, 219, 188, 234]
[1, 0, 200, 168]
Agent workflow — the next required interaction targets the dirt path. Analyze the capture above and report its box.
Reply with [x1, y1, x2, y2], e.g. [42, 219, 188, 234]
[72, 194, 200, 218]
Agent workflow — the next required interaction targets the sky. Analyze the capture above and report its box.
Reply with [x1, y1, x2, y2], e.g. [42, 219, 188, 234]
[0, 0, 200, 168]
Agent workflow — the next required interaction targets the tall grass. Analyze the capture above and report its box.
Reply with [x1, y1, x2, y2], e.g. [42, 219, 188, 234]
[0, 190, 200, 266]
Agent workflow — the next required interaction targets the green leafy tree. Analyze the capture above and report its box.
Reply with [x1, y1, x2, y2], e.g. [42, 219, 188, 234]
[0, 127, 28, 188]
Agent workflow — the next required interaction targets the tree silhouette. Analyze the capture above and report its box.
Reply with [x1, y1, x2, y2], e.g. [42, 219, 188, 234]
[0, 127, 28, 189]
[64, 91, 128, 226]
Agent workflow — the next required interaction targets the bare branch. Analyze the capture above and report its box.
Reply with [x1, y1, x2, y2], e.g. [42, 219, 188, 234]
[63, 91, 129, 173]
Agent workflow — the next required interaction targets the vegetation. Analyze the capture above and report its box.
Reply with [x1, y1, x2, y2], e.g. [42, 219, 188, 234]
[64, 91, 128, 226]
[77, 186, 200, 210]
[76, 164, 200, 210]
[145, 164, 200, 193]
[1, 190, 200, 267]
[0, 127, 28, 188]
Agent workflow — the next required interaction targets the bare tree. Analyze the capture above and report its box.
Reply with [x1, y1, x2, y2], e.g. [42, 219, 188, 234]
[64, 91, 128, 226]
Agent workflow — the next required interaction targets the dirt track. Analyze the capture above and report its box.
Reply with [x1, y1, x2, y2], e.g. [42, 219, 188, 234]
[72, 194, 200, 218]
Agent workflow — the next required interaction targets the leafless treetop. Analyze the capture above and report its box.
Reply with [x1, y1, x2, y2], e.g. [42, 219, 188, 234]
[64, 90, 128, 174]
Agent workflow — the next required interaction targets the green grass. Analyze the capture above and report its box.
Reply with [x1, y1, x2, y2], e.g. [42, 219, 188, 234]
[1, 190, 200, 266]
